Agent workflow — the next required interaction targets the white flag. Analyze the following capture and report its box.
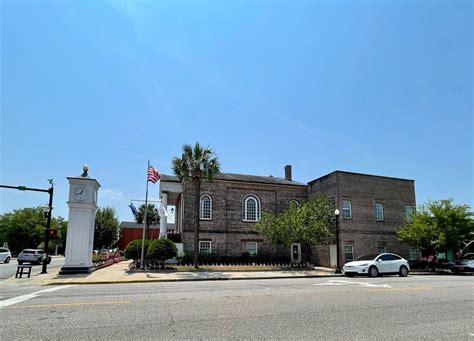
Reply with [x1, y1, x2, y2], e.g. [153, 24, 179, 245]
[159, 203, 168, 217]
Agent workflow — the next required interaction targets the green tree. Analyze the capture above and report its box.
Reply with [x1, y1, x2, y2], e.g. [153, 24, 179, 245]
[135, 204, 159, 239]
[0, 207, 67, 253]
[256, 193, 335, 260]
[94, 207, 120, 249]
[172, 143, 220, 268]
[397, 199, 473, 254]
[147, 239, 177, 268]
[124, 239, 151, 261]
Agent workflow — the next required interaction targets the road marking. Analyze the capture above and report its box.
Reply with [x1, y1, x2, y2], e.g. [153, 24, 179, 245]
[0, 285, 74, 308]
[8, 300, 131, 309]
[313, 280, 392, 289]
[369, 287, 432, 292]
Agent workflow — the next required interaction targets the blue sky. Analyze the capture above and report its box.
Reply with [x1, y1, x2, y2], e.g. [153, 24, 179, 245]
[1, 0, 472, 222]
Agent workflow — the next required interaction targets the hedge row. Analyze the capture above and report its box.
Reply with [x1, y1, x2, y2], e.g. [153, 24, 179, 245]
[178, 253, 300, 267]
[125, 239, 177, 266]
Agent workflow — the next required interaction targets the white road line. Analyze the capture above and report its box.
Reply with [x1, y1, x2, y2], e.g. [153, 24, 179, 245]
[0, 285, 74, 308]
[313, 280, 392, 289]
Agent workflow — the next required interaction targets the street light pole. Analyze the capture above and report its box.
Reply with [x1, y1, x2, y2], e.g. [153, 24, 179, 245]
[335, 209, 341, 274]
[41, 186, 54, 274]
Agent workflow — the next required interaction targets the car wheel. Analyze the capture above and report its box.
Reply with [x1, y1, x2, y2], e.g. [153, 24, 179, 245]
[5, 257, 10, 264]
[399, 265, 409, 277]
[18, 261, 23, 265]
[368, 266, 378, 278]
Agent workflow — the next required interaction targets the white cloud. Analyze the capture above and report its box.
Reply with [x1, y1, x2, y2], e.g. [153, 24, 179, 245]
[101, 188, 125, 201]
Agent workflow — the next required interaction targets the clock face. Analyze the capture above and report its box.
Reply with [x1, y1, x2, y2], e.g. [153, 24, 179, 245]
[73, 186, 89, 201]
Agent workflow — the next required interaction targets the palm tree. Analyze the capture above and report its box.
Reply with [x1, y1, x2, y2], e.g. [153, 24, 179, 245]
[172, 143, 220, 268]
[135, 204, 159, 239]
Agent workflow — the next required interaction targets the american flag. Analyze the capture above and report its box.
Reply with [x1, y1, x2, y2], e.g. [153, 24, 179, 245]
[147, 166, 160, 183]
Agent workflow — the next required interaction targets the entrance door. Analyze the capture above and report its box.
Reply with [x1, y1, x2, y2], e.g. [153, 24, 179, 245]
[329, 244, 337, 268]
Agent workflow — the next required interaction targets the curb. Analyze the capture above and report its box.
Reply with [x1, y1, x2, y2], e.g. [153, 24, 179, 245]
[45, 273, 342, 285]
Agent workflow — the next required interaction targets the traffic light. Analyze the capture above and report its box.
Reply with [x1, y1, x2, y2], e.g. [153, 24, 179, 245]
[48, 229, 57, 237]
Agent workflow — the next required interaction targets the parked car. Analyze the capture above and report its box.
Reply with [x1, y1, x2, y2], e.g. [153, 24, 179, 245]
[0, 247, 11, 263]
[343, 253, 410, 278]
[17, 249, 51, 265]
[450, 253, 474, 274]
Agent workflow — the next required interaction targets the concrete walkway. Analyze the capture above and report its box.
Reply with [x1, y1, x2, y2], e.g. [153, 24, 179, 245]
[2, 261, 459, 286]
[3, 261, 341, 286]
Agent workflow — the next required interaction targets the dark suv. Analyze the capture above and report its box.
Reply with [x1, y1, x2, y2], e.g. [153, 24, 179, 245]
[17, 249, 51, 265]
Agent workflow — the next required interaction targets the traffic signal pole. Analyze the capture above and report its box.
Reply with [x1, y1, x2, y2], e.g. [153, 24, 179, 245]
[41, 186, 54, 274]
[0, 183, 54, 274]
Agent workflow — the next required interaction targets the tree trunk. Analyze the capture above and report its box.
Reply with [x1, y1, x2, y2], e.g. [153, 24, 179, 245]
[193, 180, 201, 269]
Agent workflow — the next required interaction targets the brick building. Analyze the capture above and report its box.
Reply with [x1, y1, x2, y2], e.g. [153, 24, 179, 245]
[123, 166, 417, 267]
[308, 171, 417, 267]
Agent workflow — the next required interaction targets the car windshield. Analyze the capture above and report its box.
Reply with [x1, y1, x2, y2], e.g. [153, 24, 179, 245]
[463, 254, 474, 260]
[355, 254, 378, 261]
[22, 250, 35, 254]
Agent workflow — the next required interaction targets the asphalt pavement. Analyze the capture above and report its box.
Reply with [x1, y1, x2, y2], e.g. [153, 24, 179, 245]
[0, 275, 472, 340]
[0, 257, 65, 280]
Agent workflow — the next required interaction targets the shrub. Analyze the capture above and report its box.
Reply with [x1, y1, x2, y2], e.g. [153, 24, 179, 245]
[92, 254, 102, 264]
[124, 239, 151, 260]
[198, 253, 219, 265]
[147, 239, 178, 265]
[181, 253, 193, 265]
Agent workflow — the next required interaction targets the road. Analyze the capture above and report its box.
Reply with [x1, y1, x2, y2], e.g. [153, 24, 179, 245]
[0, 275, 472, 340]
[0, 257, 64, 280]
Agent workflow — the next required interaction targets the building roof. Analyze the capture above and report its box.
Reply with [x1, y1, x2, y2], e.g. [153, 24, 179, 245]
[308, 170, 414, 184]
[119, 222, 159, 229]
[160, 173, 307, 187]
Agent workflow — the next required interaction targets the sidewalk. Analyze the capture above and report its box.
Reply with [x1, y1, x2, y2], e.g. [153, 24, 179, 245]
[3, 261, 460, 286]
[3, 261, 340, 286]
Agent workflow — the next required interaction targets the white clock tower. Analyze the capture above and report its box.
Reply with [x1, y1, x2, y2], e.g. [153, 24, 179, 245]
[59, 165, 100, 274]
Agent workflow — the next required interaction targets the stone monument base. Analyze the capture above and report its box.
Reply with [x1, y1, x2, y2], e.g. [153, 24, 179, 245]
[59, 266, 93, 275]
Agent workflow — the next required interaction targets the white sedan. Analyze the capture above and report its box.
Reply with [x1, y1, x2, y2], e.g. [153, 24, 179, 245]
[343, 253, 410, 278]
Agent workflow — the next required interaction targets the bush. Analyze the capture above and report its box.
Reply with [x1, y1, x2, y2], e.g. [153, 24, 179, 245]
[147, 239, 178, 265]
[198, 253, 219, 265]
[92, 254, 102, 264]
[124, 239, 151, 260]
[181, 253, 193, 265]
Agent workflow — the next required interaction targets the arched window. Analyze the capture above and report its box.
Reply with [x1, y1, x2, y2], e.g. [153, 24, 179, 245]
[199, 194, 212, 220]
[289, 199, 300, 207]
[242, 194, 261, 222]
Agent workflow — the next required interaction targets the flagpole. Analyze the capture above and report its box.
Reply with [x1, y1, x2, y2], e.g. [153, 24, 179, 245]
[140, 159, 150, 270]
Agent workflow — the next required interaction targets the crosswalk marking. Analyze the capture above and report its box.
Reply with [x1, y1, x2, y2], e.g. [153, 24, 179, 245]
[0, 285, 74, 308]
[312, 279, 392, 289]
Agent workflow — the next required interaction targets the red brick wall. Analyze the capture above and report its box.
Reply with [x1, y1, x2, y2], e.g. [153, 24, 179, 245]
[182, 179, 307, 257]
[118, 228, 160, 250]
[308, 171, 416, 266]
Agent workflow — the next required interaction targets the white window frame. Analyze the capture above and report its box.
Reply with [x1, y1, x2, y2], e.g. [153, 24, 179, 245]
[344, 245, 354, 262]
[342, 200, 352, 219]
[375, 202, 384, 221]
[409, 246, 417, 261]
[243, 194, 261, 222]
[405, 205, 413, 223]
[245, 242, 258, 256]
[199, 194, 212, 220]
[199, 241, 212, 254]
